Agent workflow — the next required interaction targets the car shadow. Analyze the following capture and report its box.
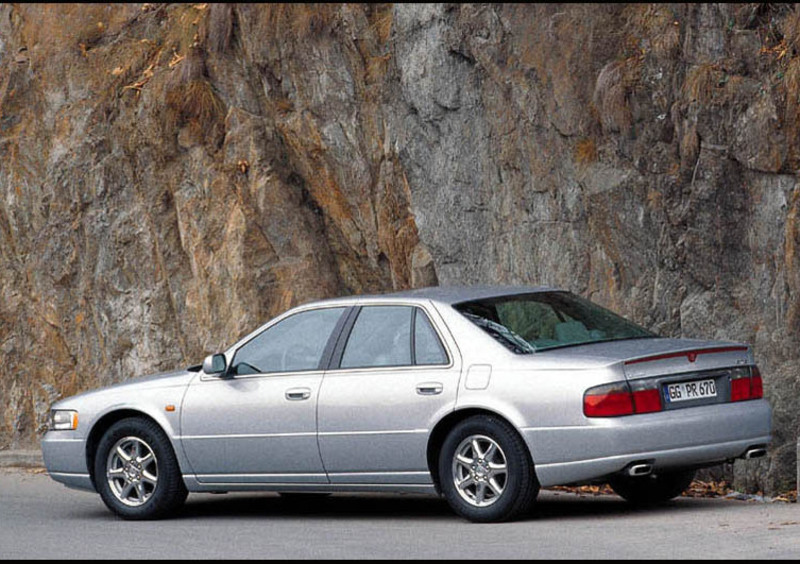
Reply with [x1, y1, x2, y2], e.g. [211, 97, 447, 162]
[177, 493, 453, 521]
[172, 491, 721, 522]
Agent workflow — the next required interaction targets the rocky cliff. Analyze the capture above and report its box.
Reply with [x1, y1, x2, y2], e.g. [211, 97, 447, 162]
[0, 3, 798, 493]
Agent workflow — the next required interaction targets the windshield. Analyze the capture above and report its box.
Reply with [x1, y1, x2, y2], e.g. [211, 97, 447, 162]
[454, 291, 656, 353]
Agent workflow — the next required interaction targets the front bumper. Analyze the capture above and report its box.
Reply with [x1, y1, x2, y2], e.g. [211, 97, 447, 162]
[523, 399, 772, 487]
[41, 431, 95, 492]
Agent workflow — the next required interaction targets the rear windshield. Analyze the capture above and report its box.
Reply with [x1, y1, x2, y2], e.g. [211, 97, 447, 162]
[453, 291, 656, 353]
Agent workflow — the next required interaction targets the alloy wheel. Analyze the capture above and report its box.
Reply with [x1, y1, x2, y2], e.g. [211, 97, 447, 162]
[451, 434, 508, 507]
[106, 436, 159, 507]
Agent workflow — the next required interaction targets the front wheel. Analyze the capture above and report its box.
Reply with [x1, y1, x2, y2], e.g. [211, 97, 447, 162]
[609, 469, 695, 505]
[94, 417, 188, 519]
[439, 415, 539, 522]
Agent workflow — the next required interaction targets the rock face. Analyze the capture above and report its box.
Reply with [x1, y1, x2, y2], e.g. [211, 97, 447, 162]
[0, 3, 798, 493]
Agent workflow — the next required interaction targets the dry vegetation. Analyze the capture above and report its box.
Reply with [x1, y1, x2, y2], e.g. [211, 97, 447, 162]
[575, 138, 598, 165]
[593, 59, 637, 134]
[252, 4, 341, 41]
[783, 6, 800, 54]
[682, 63, 719, 105]
[624, 3, 681, 60]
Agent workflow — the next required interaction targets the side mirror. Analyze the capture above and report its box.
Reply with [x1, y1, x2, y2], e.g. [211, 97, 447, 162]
[203, 353, 227, 375]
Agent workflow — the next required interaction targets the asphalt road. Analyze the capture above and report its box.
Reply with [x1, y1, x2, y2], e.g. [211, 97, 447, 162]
[1, 469, 798, 559]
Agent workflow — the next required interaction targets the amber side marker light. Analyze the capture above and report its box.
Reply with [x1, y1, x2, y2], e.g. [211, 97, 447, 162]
[165, 405, 176, 412]
[51, 410, 79, 431]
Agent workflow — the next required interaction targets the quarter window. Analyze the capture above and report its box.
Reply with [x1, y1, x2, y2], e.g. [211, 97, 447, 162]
[231, 307, 346, 375]
[414, 310, 448, 365]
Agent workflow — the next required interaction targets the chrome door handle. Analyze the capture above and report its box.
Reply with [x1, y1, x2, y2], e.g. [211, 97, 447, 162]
[286, 388, 312, 401]
[416, 383, 443, 396]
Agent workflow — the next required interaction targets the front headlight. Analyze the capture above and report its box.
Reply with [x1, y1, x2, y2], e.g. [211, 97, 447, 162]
[50, 410, 79, 431]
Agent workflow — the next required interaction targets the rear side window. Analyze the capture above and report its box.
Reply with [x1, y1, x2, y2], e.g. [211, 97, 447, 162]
[231, 307, 346, 375]
[341, 306, 413, 368]
[340, 306, 449, 369]
[414, 310, 448, 365]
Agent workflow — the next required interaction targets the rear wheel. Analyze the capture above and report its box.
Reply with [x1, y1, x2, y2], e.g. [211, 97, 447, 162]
[439, 415, 539, 522]
[94, 417, 188, 519]
[609, 469, 695, 505]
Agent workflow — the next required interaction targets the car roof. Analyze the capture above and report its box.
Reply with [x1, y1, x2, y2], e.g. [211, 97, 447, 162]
[301, 285, 563, 308]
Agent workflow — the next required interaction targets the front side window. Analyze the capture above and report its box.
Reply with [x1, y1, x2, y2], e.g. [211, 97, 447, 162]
[231, 307, 346, 375]
[454, 292, 655, 353]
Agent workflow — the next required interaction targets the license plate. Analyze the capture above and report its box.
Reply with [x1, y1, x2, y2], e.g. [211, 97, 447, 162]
[664, 379, 717, 403]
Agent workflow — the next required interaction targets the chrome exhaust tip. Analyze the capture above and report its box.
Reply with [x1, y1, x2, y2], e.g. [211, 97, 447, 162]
[743, 447, 767, 460]
[627, 463, 653, 477]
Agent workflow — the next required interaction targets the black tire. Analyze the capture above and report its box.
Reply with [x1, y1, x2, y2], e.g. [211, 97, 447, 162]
[94, 417, 188, 520]
[609, 469, 695, 506]
[439, 415, 539, 523]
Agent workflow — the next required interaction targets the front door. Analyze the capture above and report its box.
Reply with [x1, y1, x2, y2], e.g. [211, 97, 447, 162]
[317, 304, 461, 485]
[180, 306, 348, 484]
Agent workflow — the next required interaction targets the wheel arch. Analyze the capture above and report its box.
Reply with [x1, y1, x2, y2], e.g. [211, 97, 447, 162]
[85, 409, 174, 489]
[426, 407, 537, 494]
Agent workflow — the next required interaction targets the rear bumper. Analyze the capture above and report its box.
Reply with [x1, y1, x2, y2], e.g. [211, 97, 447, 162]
[522, 399, 771, 487]
[41, 432, 95, 492]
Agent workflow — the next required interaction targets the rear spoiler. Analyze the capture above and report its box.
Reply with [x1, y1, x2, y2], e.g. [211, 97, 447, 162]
[624, 346, 749, 366]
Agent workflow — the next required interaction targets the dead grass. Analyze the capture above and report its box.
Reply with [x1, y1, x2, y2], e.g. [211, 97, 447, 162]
[593, 59, 635, 133]
[166, 79, 224, 142]
[682, 63, 718, 104]
[624, 3, 681, 59]
[368, 5, 393, 44]
[651, 21, 681, 59]
[784, 7, 800, 54]
[274, 98, 295, 114]
[783, 56, 800, 102]
[366, 53, 392, 83]
[254, 4, 340, 41]
[162, 43, 225, 148]
[575, 138, 598, 165]
[161, 3, 208, 61]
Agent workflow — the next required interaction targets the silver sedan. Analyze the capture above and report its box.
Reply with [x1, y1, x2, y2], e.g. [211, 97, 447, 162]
[42, 286, 771, 522]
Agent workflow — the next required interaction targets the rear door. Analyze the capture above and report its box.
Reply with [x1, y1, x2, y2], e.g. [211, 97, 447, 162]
[317, 303, 461, 485]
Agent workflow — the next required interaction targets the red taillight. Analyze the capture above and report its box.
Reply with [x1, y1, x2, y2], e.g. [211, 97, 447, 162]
[750, 366, 763, 399]
[584, 382, 662, 417]
[731, 365, 763, 402]
[584, 384, 634, 417]
[730, 377, 751, 401]
[632, 388, 662, 413]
